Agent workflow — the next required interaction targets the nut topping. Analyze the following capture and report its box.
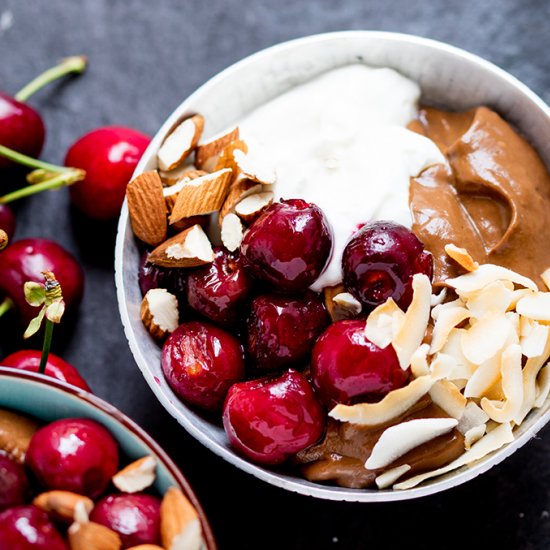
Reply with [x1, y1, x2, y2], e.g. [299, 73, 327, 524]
[141, 290, 179, 341]
[157, 114, 204, 171]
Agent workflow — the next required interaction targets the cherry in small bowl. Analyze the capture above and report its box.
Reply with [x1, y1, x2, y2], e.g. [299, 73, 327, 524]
[223, 369, 325, 465]
[240, 199, 333, 292]
[25, 418, 118, 498]
[91, 493, 161, 548]
[0, 454, 29, 511]
[247, 291, 329, 372]
[310, 319, 409, 408]
[162, 321, 245, 411]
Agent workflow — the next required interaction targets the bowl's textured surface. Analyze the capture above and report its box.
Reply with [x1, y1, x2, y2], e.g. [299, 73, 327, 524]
[0, 367, 217, 548]
[115, 31, 550, 501]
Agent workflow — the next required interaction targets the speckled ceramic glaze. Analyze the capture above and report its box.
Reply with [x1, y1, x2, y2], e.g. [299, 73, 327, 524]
[115, 31, 550, 502]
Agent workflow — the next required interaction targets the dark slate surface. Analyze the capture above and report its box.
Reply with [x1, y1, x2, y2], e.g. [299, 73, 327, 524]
[1, 1, 550, 548]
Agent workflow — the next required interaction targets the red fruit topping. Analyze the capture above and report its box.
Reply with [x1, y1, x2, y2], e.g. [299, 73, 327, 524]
[2, 350, 90, 392]
[187, 247, 253, 326]
[66, 126, 150, 220]
[247, 291, 329, 372]
[311, 320, 409, 408]
[342, 221, 433, 310]
[240, 199, 333, 291]
[0, 205, 16, 242]
[0, 454, 29, 511]
[25, 418, 118, 498]
[223, 370, 325, 465]
[0, 238, 83, 325]
[138, 251, 187, 301]
[0, 93, 45, 169]
[90, 493, 161, 548]
[0, 506, 67, 550]
[162, 321, 245, 411]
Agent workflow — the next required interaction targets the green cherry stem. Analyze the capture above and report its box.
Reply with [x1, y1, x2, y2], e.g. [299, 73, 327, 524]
[0, 144, 69, 173]
[39, 319, 54, 374]
[0, 169, 85, 204]
[0, 297, 13, 319]
[15, 56, 88, 102]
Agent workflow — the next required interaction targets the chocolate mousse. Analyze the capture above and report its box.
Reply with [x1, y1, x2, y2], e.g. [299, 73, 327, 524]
[409, 106, 550, 286]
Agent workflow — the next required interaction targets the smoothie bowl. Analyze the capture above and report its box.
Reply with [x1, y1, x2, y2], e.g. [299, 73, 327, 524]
[0, 367, 216, 548]
[115, 31, 550, 501]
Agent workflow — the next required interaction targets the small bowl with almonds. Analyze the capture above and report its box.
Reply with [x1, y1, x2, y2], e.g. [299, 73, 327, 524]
[115, 31, 550, 501]
[0, 367, 217, 548]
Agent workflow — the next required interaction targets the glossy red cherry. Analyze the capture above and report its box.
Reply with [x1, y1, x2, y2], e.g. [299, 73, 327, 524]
[187, 247, 253, 326]
[0, 205, 16, 242]
[91, 493, 161, 548]
[0, 454, 29, 511]
[342, 221, 432, 310]
[0, 506, 67, 550]
[0, 238, 83, 325]
[311, 320, 409, 408]
[223, 370, 325, 465]
[247, 292, 329, 372]
[138, 251, 187, 301]
[240, 199, 333, 292]
[2, 350, 90, 392]
[0, 93, 45, 170]
[66, 127, 150, 220]
[25, 418, 118, 498]
[162, 321, 245, 411]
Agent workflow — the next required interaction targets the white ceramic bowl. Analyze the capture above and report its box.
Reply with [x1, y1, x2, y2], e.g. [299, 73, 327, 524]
[115, 31, 550, 502]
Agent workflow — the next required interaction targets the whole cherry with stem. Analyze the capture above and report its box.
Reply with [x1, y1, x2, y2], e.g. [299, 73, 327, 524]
[0, 56, 87, 169]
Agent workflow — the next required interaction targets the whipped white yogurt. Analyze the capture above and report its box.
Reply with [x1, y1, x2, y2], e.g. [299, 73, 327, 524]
[239, 65, 445, 291]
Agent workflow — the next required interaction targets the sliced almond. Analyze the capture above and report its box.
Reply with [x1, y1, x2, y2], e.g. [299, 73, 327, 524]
[220, 213, 244, 252]
[234, 191, 274, 223]
[33, 490, 94, 522]
[169, 169, 232, 224]
[365, 417, 458, 470]
[233, 149, 276, 185]
[149, 225, 214, 268]
[159, 164, 202, 187]
[219, 176, 264, 222]
[214, 139, 248, 176]
[157, 115, 204, 171]
[196, 127, 239, 171]
[0, 408, 40, 463]
[444, 243, 479, 272]
[141, 289, 179, 341]
[329, 375, 436, 426]
[394, 422, 514, 490]
[516, 292, 550, 321]
[68, 521, 121, 550]
[112, 455, 157, 493]
[161, 487, 202, 550]
[375, 464, 411, 489]
[163, 171, 208, 212]
[127, 171, 167, 247]
[392, 274, 432, 370]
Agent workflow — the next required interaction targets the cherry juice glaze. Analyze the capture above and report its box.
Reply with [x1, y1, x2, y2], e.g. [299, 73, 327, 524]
[294, 396, 464, 489]
[409, 106, 550, 285]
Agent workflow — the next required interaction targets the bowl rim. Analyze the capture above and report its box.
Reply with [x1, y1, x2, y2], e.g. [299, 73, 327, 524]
[115, 30, 550, 502]
[0, 366, 218, 548]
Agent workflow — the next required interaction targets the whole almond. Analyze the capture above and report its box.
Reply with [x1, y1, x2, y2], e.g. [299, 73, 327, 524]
[161, 487, 202, 550]
[33, 490, 94, 522]
[68, 521, 121, 550]
[127, 171, 167, 246]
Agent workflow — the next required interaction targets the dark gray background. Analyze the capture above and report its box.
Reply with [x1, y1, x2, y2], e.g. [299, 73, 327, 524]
[1, 1, 549, 548]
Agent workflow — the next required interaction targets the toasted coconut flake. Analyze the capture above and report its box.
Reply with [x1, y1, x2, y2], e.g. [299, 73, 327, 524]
[365, 417, 458, 470]
[375, 464, 411, 489]
[465, 281, 514, 319]
[541, 268, 550, 291]
[430, 306, 470, 354]
[232, 149, 276, 185]
[195, 127, 239, 170]
[444, 244, 479, 272]
[520, 319, 549, 358]
[431, 298, 465, 322]
[220, 213, 244, 252]
[410, 343, 430, 378]
[429, 379, 467, 419]
[364, 298, 404, 349]
[516, 292, 550, 321]
[440, 329, 477, 381]
[457, 402, 489, 435]
[480, 344, 523, 423]
[157, 115, 204, 171]
[464, 424, 486, 450]
[329, 375, 436, 426]
[460, 311, 513, 365]
[392, 274, 432, 370]
[429, 353, 455, 380]
[112, 456, 157, 493]
[235, 191, 274, 223]
[394, 422, 514, 490]
[169, 169, 232, 224]
[431, 288, 448, 307]
[535, 365, 550, 407]
[464, 353, 501, 398]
